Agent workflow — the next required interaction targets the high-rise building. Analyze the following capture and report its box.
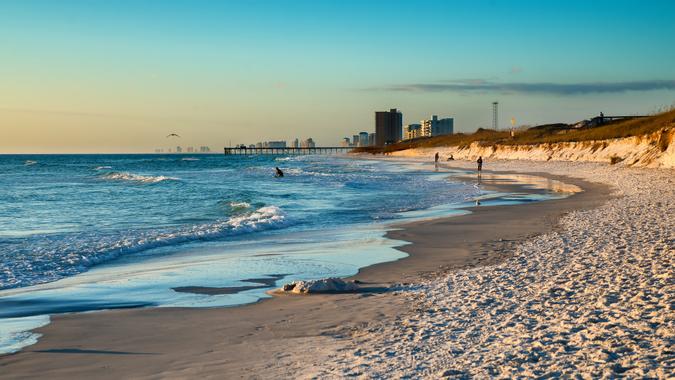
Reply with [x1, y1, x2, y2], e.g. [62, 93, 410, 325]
[368, 133, 376, 147]
[352, 135, 359, 147]
[434, 117, 454, 136]
[358, 132, 369, 147]
[404, 124, 422, 140]
[340, 137, 351, 147]
[301, 138, 315, 148]
[199, 146, 211, 153]
[291, 138, 299, 148]
[375, 108, 403, 146]
[176, 146, 182, 153]
[421, 115, 454, 137]
[421, 118, 433, 137]
[267, 141, 287, 148]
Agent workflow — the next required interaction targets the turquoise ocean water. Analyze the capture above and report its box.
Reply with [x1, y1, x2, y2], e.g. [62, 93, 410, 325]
[0, 153, 565, 354]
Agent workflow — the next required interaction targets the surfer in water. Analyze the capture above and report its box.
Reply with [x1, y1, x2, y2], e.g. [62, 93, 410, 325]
[275, 167, 284, 178]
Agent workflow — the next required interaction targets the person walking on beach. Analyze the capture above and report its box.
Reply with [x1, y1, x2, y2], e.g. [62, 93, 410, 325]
[477, 156, 483, 172]
[275, 167, 284, 178]
[434, 152, 439, 163]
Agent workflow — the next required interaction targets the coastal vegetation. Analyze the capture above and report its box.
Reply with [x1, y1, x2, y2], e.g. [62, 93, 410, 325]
[355, 108, 675, 154]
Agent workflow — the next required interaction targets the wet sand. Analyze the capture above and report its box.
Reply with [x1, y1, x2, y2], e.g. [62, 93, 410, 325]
[0, 165, 610, 379]
[173, 274, 289, 296]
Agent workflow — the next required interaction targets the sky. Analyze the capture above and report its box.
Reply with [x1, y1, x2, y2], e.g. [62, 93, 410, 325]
[1, 0, 675, 153]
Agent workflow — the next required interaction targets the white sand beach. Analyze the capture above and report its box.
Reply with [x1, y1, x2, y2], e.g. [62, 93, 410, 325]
[298, 159, 674, 378]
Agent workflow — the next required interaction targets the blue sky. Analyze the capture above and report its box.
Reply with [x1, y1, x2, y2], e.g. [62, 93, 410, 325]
[1, 0, 674, 152]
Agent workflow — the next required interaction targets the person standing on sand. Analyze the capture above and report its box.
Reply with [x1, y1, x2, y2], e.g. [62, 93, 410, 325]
[477, 156, 483, 172]
[434, 152, 439, 163]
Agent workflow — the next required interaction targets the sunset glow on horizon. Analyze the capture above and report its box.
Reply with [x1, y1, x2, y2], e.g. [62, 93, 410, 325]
[2, 0, 674, 153]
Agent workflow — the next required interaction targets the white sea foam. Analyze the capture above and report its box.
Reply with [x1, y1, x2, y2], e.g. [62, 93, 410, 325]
[77, 206, 288, 267]
[101, 172, 179, 184]
[225, 206, 285, 230]
[0, 315, 50, 355]
[23, 160, 37, 166]
[229, 201, 251, 209]
[94, 166, 112, 170]
[0, 206, 289, 290]
[181, 157, 200, 161]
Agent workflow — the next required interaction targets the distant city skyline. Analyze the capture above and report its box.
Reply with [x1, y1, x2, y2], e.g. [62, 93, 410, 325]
[2, 0, 674, 153]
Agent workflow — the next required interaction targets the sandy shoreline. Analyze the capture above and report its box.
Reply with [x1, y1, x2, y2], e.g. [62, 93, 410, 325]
[0, 161, 650, 379]
[317, 160, 673, 378]
[0, 160, 612, 379]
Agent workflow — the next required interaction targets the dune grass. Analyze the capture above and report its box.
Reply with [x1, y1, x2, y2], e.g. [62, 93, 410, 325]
[355, 108, 675, 154]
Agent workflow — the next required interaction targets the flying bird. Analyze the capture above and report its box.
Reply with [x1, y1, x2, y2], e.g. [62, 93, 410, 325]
[166, 133, 180, 138]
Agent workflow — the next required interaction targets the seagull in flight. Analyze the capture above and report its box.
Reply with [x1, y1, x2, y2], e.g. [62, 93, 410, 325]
[166, 133, 180, 138]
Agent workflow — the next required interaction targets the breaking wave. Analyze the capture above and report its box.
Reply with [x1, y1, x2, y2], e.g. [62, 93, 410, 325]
[229, 201, 251, 209]
[101, 172, 179, 184]
[0, 206, 289, 290]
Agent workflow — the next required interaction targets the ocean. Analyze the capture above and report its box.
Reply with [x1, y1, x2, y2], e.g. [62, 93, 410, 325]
[0, 153, 566, 354]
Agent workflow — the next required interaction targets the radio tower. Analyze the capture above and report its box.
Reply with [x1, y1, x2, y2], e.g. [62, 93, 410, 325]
[492, 101, 499, 130]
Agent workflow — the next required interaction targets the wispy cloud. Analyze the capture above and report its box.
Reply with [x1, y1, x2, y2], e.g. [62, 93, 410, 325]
[369, 79, 675, 95]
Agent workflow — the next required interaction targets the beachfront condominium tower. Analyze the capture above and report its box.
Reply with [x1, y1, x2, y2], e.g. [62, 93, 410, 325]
[375, 108, 403, 146]
[340, 137, 351, 147]
[421, 115, 454, 137]
[434, 117, 454, 136]
[266, 141, 287, 148]
[300, 138, 315, 148]
[404, 124, 422, 140]
[358, 132, 369, 147]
